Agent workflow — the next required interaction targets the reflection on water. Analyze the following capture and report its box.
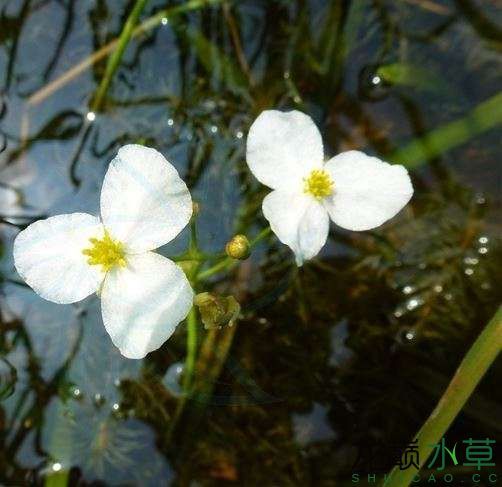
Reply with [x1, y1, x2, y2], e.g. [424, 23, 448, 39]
[1, 0, 501, 484]
[293, 403, 338, 446]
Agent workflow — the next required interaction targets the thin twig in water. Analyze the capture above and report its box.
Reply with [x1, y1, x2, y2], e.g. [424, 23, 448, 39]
[222, 2, 255, 87]
[403, 0, 451, 15]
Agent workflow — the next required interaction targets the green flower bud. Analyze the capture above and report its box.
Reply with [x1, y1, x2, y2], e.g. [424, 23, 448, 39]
[225, 234, 250, 260]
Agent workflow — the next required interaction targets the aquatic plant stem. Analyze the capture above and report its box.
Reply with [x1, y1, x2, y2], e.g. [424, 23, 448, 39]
[182, 216, 202, 395]
[384, 305, 502, 487]
[196, 226, 271, 280]
[166, 309, 197, 443]
[167, 227, 270, 442]
[166, 224, 201, 441]
[182, 306, 198, 394]
[91, 0, 149, 111]
[44, 470, 69, 487]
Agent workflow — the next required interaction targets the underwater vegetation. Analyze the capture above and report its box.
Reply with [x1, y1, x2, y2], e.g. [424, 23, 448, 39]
[0, 0, 501, 485]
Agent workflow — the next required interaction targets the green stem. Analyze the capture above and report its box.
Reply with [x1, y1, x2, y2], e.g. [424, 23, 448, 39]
[181, 214, 203, 394]
[165, 306, 198, 443]
[91, 0, 149, 111]
[196, 226, 271, 281]
[171, 253, 223, 263]
[196, 257, 231, 281]
[189, 215, 199, 256]
[384, 306, 502, 487]
[250, 226, 273, 246]
[44, 470, 69, 487]
[182, 306, 198, 394]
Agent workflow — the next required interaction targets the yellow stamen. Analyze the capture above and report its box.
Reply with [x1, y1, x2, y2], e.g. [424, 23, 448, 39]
[303, 169, 334, 199]
[82, 230, 126, 272]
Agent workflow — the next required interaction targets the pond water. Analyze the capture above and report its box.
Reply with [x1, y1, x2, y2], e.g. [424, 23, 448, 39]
[0, 0, 501, 485]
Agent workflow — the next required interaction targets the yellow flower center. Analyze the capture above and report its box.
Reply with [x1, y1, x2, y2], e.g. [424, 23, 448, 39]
[82, 230, 126, 272]
[303, 169, 334, 199]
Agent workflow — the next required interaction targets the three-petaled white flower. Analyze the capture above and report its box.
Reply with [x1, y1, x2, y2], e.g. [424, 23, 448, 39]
[13, 144, 194, 359]
[246, 110, 414, 265]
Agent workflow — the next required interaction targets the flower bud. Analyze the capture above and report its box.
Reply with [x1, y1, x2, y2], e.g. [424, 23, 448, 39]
[225, 234, 250, 260]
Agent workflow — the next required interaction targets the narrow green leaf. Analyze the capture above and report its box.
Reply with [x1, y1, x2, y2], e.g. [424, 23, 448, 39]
[390, 91, 502, 168]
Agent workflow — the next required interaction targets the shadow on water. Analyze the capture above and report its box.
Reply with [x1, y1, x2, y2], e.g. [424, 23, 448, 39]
[0, 0, 501, 485]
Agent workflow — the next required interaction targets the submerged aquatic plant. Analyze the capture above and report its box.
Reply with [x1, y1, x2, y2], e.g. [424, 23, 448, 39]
[13, 144, 194, 359]
[246, 110, 414, 265]
[44, 399, 171, 485]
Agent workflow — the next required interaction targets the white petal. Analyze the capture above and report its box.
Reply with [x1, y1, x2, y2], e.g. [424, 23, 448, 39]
[101, 252, 193, 359]
[246, 110, 324, 190]
[324, 151, 413, 231]
[13, 213, 105, 304]
[262, 190, 329, 266]
[100, 144, 192, 253]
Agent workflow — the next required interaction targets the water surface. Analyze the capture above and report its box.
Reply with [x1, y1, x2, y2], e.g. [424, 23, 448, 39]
[1, 0, 501, 485]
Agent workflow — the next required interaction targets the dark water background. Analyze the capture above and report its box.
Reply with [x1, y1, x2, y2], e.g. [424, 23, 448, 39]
[0, 0, 501, 485]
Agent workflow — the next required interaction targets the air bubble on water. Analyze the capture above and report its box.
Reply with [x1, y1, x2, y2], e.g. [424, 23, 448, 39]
[371, 75, 382, 85]
[86, 111, 96, 122]
[52, 462, 62, 472]
[444, 293, 453, 301]
[402, 285, 414, 295]
[161, 17, 168, 25]
[405, 331, 415, 341]
[464, 268, 474, 276]
[167, 118, 174, 127]
[72, 387, 82, 399]
[393, 307, 405, 318]
[236, 130, 243, 139]
[433, 284, 443, 293]
[210, 125, 218, 134]
[358, 65, 391, 101]
[464, 257, 478, 266]
[112, 403, 120, 411]
[478, 236, 489, 245]
[406, 297, 423, 311]
[396, 327, 415, 343]
[283, 71, 290, 80]
[478, 247, 488, 255]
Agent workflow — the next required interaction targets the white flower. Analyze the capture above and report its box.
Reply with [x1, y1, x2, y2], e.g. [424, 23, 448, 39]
[246, 110, 414, 265]
[13, 144, 194, 359]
